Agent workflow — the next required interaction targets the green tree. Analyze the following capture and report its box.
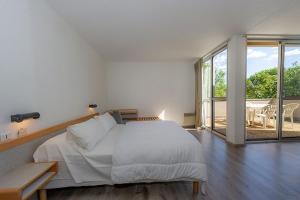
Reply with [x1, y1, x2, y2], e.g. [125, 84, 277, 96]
[246, 67, 277, 99]
[215, 69, 226, 97]
[283, 65, 300, 97]
[246, 64, 300, 99]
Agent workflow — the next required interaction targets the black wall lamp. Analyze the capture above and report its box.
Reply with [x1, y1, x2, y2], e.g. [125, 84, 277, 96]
[89, 104, 98, 108]
[11, 112, 40, 123]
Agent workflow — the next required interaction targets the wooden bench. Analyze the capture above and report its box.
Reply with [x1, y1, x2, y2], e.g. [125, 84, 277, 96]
[136, 116, 160, 121]
[0, 162, 58, 200]
[107, 109, 138, 121]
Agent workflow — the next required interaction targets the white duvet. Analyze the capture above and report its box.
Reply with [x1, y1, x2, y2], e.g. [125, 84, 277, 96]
[34, 120, 207, 185]
[111, 121, 207, 184]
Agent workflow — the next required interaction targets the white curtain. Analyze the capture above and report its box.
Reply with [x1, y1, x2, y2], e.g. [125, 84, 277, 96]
[194, 59, 202, 128]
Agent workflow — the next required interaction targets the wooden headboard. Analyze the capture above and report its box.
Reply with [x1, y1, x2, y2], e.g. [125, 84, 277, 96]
[0, 113, 99, 152]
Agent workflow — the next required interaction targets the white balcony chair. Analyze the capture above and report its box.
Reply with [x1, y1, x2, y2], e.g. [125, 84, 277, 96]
[282, 103, 299, 129]
[256, 105, 276, 129]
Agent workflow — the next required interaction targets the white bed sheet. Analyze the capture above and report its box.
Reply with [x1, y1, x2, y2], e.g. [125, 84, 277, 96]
[33, 124, 124, 185]
[112, 121, 207, 184]
[45, 161, 112, 189]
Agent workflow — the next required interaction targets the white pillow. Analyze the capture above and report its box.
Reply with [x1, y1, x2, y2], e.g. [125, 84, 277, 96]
[95, 113, 117, 132]
[67, 119, 107, 150]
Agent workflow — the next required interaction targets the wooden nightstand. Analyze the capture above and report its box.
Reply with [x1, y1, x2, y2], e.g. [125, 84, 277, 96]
[0, 162, 57, 200]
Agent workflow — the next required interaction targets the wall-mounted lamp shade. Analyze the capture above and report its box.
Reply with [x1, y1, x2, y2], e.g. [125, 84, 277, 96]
[89, 104, 98, 108]
[11, 112, 40, 123]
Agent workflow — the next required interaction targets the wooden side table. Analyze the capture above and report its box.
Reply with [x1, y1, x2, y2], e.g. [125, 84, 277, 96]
[0, 162, 57, 200]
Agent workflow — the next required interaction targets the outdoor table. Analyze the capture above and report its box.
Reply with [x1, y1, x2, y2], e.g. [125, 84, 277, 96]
[246, 102, 268, 125]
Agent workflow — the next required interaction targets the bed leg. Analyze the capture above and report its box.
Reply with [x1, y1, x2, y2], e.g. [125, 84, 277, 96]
[39, 189, 47, 200]
[193, 181, 199, 194]
[193, 181, 206, 195]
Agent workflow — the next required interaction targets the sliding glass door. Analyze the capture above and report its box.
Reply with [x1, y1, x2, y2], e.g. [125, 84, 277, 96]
[246, 45, 279, 140]
[212, 49, 227, 135]
[281, 44, 300, 139]
[245, 41, 300, 141]
[201, 47, 228, 136]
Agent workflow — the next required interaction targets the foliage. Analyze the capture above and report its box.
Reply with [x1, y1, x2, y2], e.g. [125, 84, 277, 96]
[246, 68, 277, 99]
[283, 65, 300, 97]
[215, 69, 226, 97]
[202, 62, 227, 98]
[246, 64, 300, 99]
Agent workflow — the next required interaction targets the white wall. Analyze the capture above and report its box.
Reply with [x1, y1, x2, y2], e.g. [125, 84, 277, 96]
[105, 62, 195, 124]
[0, 0, 106, 136]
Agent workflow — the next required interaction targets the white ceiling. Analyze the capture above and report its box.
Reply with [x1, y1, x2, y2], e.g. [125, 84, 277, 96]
[46, 0, 297, 62]
[249, 0, 300, 35]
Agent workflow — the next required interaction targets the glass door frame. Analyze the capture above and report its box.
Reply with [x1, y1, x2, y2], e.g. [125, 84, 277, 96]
[279, 41, 300, 141]
[201, 45, 228, 136]
[246, 39, 300, 142]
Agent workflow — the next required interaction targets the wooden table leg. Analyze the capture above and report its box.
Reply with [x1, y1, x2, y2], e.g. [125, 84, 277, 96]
[193, 181, 199, 194]
[39, 189, 47, 200]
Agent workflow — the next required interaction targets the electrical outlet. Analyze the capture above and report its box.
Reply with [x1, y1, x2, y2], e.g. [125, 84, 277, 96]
[8, 131, 17, 139]
[18, 128, 27, 136]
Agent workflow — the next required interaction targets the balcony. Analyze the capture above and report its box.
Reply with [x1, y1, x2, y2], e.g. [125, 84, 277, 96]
[246, 99, 300, 140]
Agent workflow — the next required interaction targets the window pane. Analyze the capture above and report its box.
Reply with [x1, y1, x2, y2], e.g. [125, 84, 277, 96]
[282, 100, 300, 138]
[283, 46, 300, 98]
[282, 46, 300, 138]
[246, 47, 278, 99]
[213, 49, 227, 97]
[246, 46, 278, 140]
[213, 100, 227, 135]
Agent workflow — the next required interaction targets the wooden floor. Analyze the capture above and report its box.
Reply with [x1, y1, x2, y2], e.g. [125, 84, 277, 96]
[48, 131, 300, 200]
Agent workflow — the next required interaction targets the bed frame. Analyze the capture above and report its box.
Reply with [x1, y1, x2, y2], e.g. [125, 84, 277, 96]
[0, 112, 205, 195]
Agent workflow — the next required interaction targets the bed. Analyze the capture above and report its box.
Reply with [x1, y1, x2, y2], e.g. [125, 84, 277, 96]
[33, 114, 207, 194]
